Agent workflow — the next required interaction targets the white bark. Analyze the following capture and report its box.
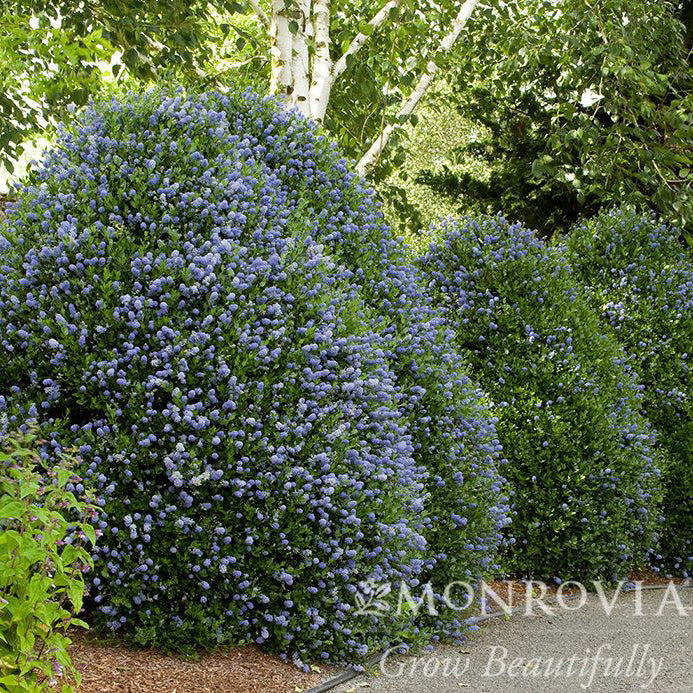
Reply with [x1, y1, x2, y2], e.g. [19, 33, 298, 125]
[269, 0, 401, 122]
[356, 0, 480, 175]
[291, 0, 312, 115]
[269, 0, 294, 103]
[248, 0, 270, 29]
[308, 0, 333, 121]
[332, 0, 400, 80]
[267, 0, 470, 165]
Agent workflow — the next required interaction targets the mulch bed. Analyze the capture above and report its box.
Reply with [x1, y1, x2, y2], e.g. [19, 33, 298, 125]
[53, 633, 333, 693]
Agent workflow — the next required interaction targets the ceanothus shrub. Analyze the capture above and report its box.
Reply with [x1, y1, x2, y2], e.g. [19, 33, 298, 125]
[0, 93, 424, 659]
[0, 90, 508, 661]
[417, 215, 664, 581]
[562, 208, 693, 576]
[209, 91, 511, 608]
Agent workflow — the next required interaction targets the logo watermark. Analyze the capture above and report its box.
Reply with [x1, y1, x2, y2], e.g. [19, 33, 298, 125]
[353, 578, 392, 617]
[352, 578, 691, 620]
[379, 642, 664, 689]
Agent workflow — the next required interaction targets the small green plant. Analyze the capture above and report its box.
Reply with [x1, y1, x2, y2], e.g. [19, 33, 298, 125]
[0, 429, 98, 691]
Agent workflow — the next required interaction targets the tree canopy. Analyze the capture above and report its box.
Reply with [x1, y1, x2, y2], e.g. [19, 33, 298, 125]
[0, 0, 480, 176]
[417, 0, 693, 236]
[3, 0, 693, 233]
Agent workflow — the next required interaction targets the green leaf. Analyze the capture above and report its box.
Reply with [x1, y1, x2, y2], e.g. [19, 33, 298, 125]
[83, 524, 96, 545]
[358, 21, 374, 36]
[0, 501, 24, 520]
[57, 467, 71, 488]
[531, 159, 545, 179]
[67, 582, 84, 612]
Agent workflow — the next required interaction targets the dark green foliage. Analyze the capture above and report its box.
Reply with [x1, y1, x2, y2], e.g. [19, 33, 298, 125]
[418, 215, 664, 580]
[562, 208, 693, 576]
[422, 0, 693, 238]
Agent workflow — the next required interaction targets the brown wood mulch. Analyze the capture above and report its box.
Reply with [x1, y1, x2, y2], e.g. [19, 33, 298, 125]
[53, 633, 335, 693]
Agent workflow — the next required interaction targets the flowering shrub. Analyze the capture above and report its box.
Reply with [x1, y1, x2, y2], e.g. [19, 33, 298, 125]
[562, 208, 693, 576]
[0, 90, 508, 662]
[418, 215, 664, 581]
[0, 429, 97, 692]
[211, 89, 510, 608]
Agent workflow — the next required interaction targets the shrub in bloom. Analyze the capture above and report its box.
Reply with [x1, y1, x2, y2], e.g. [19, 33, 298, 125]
[562, 208, 693, 576]
[418, 215, 664, 581]
[210, 89, 510, 617]
[0, 90, 508, 661]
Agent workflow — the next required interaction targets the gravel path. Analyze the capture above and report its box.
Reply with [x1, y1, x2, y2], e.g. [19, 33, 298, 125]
[332, 585, 693, 692]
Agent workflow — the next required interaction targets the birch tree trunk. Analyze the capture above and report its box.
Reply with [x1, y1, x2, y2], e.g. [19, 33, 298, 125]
[308, 0, 332, 121]
[356, 0, 480, 175]
[269, 0, 294, 102]
[291, 0, 312, 115]
[267, 0, 400, 122]
[259, 0, 480, 173]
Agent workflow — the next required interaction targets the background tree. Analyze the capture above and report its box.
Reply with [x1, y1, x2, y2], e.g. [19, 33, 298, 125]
[0, 0, 251, 174]
[0, 5, 110, 174]
[416, 0, 693, 237]
[0, 0, 480, 179]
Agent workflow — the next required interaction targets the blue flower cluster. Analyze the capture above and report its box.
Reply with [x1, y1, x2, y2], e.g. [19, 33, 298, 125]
[211, 89, 511, 613]
[562, 208, 693, 577]
[0, 90, 509, 662]
[417, 215, 664, 581]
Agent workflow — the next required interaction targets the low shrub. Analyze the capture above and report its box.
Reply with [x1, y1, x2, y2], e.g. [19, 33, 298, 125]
[418, 215, 664, 581]
[0, 89, 509, 662]
[0, 429, 97, 692]
[562, 208, 693, 576]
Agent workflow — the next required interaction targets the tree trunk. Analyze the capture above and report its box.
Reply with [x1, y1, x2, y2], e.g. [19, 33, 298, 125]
[269, 0, 400, 123]
[266, 0, 476, 173]
[269, 0, 294, 103]
[357, 0, 480, 175]
[309, 0, 332, 121]
[291, 0, 312, 115]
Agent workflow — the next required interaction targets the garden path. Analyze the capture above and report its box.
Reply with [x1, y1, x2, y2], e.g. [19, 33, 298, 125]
[325, 585, 693, 692]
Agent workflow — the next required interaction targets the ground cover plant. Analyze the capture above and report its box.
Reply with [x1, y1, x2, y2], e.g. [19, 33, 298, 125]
[0, 89, 509, 664]
[562, 208, 693, 576]
[417, 215, 664, 581]
[0, 429, 97, 691]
